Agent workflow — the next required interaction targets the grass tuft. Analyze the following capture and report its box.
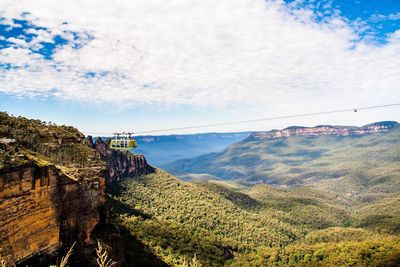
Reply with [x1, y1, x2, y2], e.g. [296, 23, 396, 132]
[96, 240, 116, 267]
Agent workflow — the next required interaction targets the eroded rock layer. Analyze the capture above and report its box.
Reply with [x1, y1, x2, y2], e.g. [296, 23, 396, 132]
[0, 160, 106, 265]
[250, 121, 399, 139]
[90, 137, 155, 182]
[0, 112, 107, 265]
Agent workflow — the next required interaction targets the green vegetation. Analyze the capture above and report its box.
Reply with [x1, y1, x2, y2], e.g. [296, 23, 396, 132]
[108, 170, 400, 266]
[0, 112, 102, 184]
[164, 126, 400, 237]
[228, 237, 400, 267]
[166, 127, 400, 199]
[353, 197, 400, 234]
[2, 112, 399, 266]
[0, 111, 100, 169]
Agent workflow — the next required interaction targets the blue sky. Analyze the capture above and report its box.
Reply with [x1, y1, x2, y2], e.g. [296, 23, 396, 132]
[0, 0, 399, 135]
[287, 0, 400, 43]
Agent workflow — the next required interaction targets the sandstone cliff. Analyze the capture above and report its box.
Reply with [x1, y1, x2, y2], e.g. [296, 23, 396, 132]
[0, 159, 106, 265]
[0, 112, 107, 266]
[250, 121, 399, 139]
[88, 137, 155, 182]
[0, 112, 156, 266]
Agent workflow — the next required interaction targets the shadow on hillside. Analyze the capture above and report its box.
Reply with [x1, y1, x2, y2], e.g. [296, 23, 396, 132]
[108, 194, 152, 219]
[104, 189, 233, 265]
[200, 182, 263, 210]
[123, 217, 234, 265]
[93, 223, 169, 267]
[106, 180, 129, 195]
[358, 214, 400, 234]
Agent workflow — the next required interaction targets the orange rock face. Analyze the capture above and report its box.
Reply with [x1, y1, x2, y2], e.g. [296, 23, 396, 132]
[0, 112, 109, 266]
[0, 162, 107, 265]
[0, 165, 60, 263]
[90, 137, 155, 182]
[0, 134, 151, 265]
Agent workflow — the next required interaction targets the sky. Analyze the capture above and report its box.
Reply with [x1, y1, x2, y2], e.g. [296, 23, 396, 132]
[0, 0, 399, 135]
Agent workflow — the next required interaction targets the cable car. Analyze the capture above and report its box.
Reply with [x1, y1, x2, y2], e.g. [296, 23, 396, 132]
[110, 132, 137, 151]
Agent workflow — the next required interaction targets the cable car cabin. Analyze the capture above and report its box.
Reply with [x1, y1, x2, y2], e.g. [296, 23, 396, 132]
[110, 133, 137, 151]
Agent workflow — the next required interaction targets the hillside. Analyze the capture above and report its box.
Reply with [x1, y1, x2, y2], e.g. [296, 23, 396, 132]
[133, 132, 250, 166]
[108, 170, 400, 266]
[165, 122, 400, 199]
[1, 112, 400, 266]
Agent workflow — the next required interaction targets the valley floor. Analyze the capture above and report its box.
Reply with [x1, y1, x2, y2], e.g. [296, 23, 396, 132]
[105, 170, 400, 266]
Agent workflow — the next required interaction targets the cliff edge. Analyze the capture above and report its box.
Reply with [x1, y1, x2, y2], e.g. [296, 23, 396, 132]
[88, 136, 155, 182]
[249, 121, 399, 140]
[0, 112, 106, 265]
[0, 112, 155, 266]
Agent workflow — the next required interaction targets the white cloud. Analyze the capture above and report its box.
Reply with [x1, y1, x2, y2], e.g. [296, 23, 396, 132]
[0, 0, 399, 113]
[372, 12, 400, 22]
[0, 17, 22, 28]
[6, 37, 29, 47]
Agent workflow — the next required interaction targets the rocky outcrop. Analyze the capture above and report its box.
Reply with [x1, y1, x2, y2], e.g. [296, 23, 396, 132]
[0, 158, 106, 265]
[0, 163, 61, 264]
[0, 112, 155, 266]
[0, 112, 107, 266]
[89, 137, 155, 182]
[250, 121, 399, 140]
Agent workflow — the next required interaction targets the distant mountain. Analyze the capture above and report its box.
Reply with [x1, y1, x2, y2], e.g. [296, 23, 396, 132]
[249, 121, 399, 139]
[164, 121, 400, 198]
[133, 132, 250, 166]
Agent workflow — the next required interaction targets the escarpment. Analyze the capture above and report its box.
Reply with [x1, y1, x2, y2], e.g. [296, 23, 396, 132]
[250, 121, 399, 139]
[89, 137, 155, 182]
[0, 112, 107, 265]
[0, 112, 155, 266]
[0, 161, 106, 265]
[0, 163, 61, 264]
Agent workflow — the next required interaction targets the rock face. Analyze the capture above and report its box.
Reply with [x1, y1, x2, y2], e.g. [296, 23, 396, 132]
[0, 159, 106, 265]
[0, 112, 107, 266]
[89, 137, 155, 182]
[250, 121, 399, 139]
[0, 112, 155, 265]
[0, 163, 61, 263]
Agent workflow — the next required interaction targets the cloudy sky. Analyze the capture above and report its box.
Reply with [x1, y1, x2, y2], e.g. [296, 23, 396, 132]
[0, 0, 399, 135]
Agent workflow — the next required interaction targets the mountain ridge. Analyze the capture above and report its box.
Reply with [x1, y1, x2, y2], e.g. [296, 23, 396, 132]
[164, 120, 400, 200]
[248, 121, 399, 140]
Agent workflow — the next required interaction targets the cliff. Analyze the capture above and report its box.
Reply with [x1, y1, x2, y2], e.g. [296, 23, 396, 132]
[0, 160, 106, 265]
[0, 112, 107, 266]
[249, 121, 399, 140]
[89, 137, 155, 182]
